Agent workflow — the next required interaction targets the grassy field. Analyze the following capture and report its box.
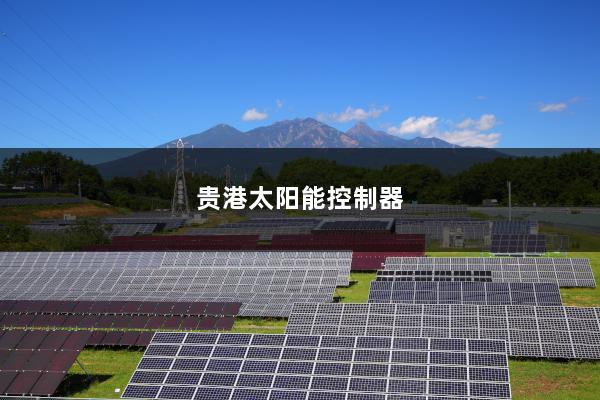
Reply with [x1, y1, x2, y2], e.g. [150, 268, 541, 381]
[55, 349, 144, 398]
[0, 201, 123, 224]
[54, 248, 600, 399]
[336, 271, 376, 303]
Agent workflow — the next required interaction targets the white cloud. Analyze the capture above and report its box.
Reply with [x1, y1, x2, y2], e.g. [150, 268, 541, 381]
[241, 108, 268, 121]
[385, 113, 501, 147]
[386, 116, 439, 137]
[439, 130, 501, 147]
[475, 95, 487, 101]
[317, 105, 389, 123]
[538, 97, 581, 113]
[538, 102, 568, 113]
[275, 99, 284, 109]
[456, 114, 496, 131]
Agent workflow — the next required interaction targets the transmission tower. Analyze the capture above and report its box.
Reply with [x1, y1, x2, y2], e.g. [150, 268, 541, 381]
[171, 139, 190, 216]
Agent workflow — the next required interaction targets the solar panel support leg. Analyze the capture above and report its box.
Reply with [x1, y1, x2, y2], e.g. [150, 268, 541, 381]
[76, 359, 91, 379]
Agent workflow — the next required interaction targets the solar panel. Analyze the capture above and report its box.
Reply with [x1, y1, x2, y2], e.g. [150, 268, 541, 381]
[29, 371, 66, 396]
[186, 226, 314, 240]
[103, 217, 188, 231]
[492, 221, 537, 235]
[109, 224, 158, 238]
[395, 220, 490, 240]
[490, 234, 546, 255]
[0, 251, 351, 287]
[123, 332, 511, 400]
[0, 330, 89, 396]
[315, 204, 468, 216]
[4, 370, 42, 395]
[313, 219, 394, 232]
[368, 281, 562, 306]
[269, 233, 425, 253]
[381, 257, 595, 287]
[286, 303, 600, 359]
[0, 265, 339, 317]
[26, 225, 72, 233]
[219, 218, 321, 228]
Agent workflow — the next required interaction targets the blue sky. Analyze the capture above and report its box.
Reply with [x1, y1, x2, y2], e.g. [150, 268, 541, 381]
[0, 0, 598, 148]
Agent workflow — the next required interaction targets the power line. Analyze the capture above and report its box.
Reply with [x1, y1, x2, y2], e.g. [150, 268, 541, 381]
[0, 31, 144, 147]
[0, 75, 99, 146]
[0, 54, 132, 144]
[2, 0, 149, 146]
[41, 9, 165, 142]
[0, 121, 47, 147]
[0, 95, 87, 145]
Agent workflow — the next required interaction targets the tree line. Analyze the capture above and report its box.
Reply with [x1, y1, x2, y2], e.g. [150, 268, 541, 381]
[1, 150, 598, 209]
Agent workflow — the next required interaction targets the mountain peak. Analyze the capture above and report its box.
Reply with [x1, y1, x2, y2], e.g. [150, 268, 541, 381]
[213, 123, 237, 130]
[346, 121, 377, 135]
[164, 118, 460, 148]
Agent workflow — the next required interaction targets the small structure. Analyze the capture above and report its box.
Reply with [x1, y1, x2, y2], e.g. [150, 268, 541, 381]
[482, 199, 499, 207]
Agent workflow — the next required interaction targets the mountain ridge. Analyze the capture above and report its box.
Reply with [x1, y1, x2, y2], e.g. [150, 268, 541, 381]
[168, 118, 459, 148]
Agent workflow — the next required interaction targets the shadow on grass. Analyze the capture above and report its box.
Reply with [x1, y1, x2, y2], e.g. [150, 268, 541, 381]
[54, 373, 113, 397]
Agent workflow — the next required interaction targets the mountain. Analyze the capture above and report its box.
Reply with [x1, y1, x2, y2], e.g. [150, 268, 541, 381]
[345, 122, 410, 147]
[166, 124, 242, 148]
[407, 136, 459, 148]
[241, 118, 358, 148]
[171, 118, 458, 148]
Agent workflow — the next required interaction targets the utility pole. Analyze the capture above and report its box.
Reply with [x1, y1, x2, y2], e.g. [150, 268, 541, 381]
[77, 178, 82, 198]
[171, 139, 190, 217]
[507, 181, 512, 221]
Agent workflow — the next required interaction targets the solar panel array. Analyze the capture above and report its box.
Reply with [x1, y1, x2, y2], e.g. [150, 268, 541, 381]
[270, 233, 426, 253]
[0, 197, 84, 207]
[26, 220, 76, 233]
[109, 223, 158, 238]
[103, 217, 187, 231]
[220, 218, 321, 228]
[0, 329, 90, 396]
[286, 303, 600, 359]
[382, 257, 595, 287]
[491, 221, 537, 235]
[316, 204, 468, 216]
[400, 204, 469, 215]
[0, 266, 338, 317]
[378, 270, 496, 282]
[395, 220, 490, 240]
[26, 225, 71, 233]
[490, 234, 547, 255]
[395, 216, 474, 221]
[86, 330, 153, 347]
[368, 281, 562, 306]
[0, 251, 351, 286]
[351, 252, 418, 271]
[26, 216, 185, 237]
[0, 300, 240, 331]
[123, 332, 511, 400]
[186, 227, 313, 241]
[93, 235, 261, 251]
[313, 219, 394, 232]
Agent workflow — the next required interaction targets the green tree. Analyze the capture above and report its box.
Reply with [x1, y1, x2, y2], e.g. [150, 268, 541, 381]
[0, 222, 31, 244]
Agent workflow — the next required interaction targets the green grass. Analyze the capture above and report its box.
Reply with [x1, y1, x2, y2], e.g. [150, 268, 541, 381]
[55, 348, 143, 398]
[560, 251, 600, 306]
[231, 317, 288, 334]
[0, 201, 123, 224]
[336, 271, 376, 303]
[510, 359, 600, 400]
[56, 233, 600, 399]
[539, 223, 600, 252]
